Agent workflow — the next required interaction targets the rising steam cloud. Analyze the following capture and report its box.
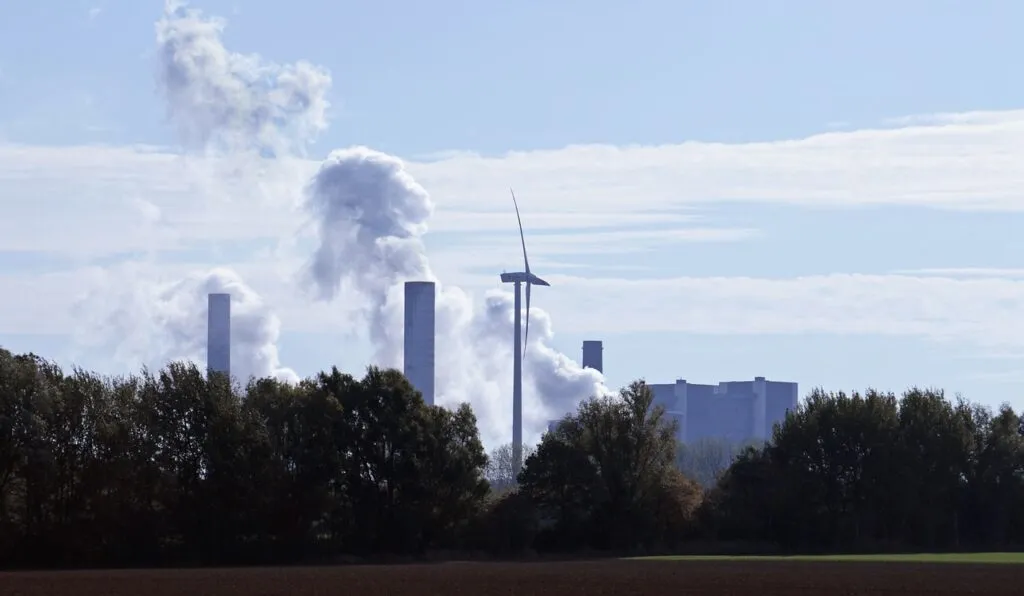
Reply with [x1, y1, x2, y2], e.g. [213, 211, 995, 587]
[306, 147, 433, 363]
[81, 1, 605, 446]
[156, 1, 330, 156]
[76, 267, 297, 384]
[306, 148, 608, 444]
[75, 1, 315, 385]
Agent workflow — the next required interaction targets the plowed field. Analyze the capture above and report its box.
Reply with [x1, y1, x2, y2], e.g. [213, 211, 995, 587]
[2, 559, 1021, 595]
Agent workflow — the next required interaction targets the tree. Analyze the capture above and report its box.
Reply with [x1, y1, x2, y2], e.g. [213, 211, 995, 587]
[677, 437, 752, 488]
[0, 352, 66, 563]
[699, 445, 779, 544]
[703, 387, 1024, 552]
[248, 369, 352, 558]
[706, 388, 907, 549]
[965, 403, 1024, 546]
[418, 402, 490, 547]
[485, 442, 536, 493]
[330, 366, 489, 554]
[470, 488, 539, 554]
[519, 380, 700, 551]
[0, 351, 495, 567]
[519, 430, 602, 550]
[11, 339, 1024, 565]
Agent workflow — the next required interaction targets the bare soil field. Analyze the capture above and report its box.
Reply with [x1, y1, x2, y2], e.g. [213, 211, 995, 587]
[2, 559, 1022, 596]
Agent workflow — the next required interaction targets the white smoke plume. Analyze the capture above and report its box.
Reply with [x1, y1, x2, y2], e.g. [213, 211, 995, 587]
[155, 0, 330, 156]
[305, 147, 609, 445]
[87, 2, 606, 446]
[76, 267, 298, 385]
[73, 2, 321, 385]
[306, 147, 433, 365]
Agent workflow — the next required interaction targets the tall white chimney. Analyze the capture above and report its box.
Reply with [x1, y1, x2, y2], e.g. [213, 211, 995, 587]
[207, 293, 231, 378]
[403, 281, 436, 405]
[582, 340, 603, 373]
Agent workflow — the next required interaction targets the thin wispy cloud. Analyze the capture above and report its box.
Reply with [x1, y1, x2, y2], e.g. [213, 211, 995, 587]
[890, 268, 1024, 279]
[5, 107, 1024, 264]
[4, 261, 1024, 352]
[4, 108, 1024, 358]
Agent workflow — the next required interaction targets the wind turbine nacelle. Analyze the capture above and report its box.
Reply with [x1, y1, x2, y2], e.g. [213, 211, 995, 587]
[500, 271, 550, 286]
[500, 271, 529, 283]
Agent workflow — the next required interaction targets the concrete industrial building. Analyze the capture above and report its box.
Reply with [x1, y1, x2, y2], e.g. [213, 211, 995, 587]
[649, 377, 799, 444]
[403, 281, 436, 406]
[206, 293, 231, 378]
[544, 340, 795, 447]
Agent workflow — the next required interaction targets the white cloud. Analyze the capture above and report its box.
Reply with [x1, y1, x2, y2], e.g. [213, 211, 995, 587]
[1, 105, 1023, 271]
[5, 108, 1024, 359]
[0, 144, 308, 256]
[890, 268, 1024, 279]
[438, 227, 759, 262]
[882, 110, 1024, 127]
[3, 106, 1024, 259]
[537, 273, 1024, 344]
[6, 266, 1024, 354]
[407, 110, 1024, 214]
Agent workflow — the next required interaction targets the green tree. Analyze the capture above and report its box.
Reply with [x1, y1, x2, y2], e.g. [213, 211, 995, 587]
[418, 402, 489, 547]
[247, 371, 350, 558]
[677, 437, 755, 488]
[485, 442, 537, 494]
[955, 402, 1024, 546]
[520, 380, 699, 551]
[339, 367, 488, 554]
[890, 388, 974, 548]
[704, 387, 1019, 552]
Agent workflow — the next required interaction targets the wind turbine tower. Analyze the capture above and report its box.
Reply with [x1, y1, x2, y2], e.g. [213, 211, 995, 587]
[500, 189, 549, 477]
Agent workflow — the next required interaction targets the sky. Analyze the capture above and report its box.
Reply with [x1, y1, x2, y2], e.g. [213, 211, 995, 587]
[3, 1, 1024, 445]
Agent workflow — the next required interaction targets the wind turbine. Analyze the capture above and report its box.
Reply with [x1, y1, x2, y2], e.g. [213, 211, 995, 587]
[500, 189, 549, 477]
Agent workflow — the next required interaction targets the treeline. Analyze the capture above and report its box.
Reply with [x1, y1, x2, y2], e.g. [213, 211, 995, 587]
[3, 347, 1024, 569]
[705, 389, 1024, 550]
[0, 349, 488, 567]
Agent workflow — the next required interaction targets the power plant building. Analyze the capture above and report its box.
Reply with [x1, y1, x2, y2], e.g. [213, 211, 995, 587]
[403, 281, 436, 406]
[207, 293, 231, 378]
[649, 377, 798, 444]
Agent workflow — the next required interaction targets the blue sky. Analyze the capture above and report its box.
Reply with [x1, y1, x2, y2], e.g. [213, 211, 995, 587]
[5, 0, 1023, 151]
[3, 1, 1024, 445]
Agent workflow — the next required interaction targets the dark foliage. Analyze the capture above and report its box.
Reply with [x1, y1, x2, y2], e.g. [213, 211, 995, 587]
[3, 346, 1024, 567]
[0, 349, 488, 567]
[699, 388, 1024, 552]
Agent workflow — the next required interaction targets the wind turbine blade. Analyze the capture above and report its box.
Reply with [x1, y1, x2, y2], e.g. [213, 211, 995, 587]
[523, 281, 531, 362]
[510, 188, 530, 275]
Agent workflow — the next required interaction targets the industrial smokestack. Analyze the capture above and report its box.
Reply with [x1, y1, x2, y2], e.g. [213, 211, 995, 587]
[207, 292, 231, 378]
[404, 281, 436, 405]
[582, 340, 603, 373]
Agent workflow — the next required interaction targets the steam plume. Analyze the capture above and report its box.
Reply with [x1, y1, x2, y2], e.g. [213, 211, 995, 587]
[75, 2, 321, 385]
[76, 267, 298, 385]
[306, 147, 433, 363]
[306, 148, 608, 445]
[85, 2, 606, 446]
[155, 1, 330, 156]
